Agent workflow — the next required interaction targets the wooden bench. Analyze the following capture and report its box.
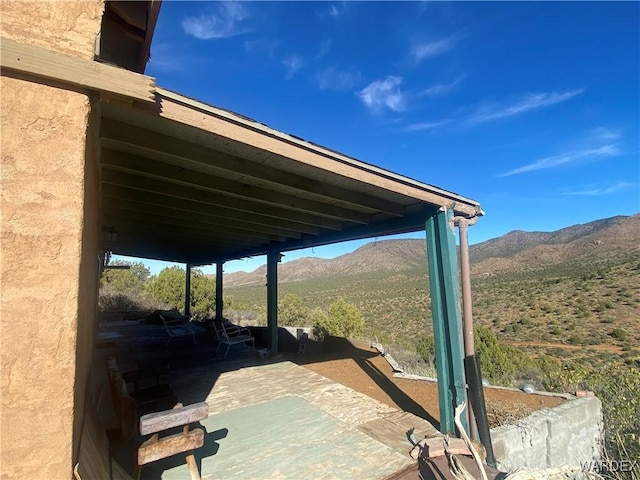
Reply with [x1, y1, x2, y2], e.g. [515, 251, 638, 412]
[106, 358, 177, 438]
[136, 402, 209, 480]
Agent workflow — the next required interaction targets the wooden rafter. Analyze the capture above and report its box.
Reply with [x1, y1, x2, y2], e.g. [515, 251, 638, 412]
[99, 119, 406, 216]
[0, 37, 156, 103]
[101, 150, 373, 223]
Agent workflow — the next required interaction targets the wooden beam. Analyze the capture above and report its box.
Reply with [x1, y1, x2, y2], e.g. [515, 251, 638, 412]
[215, 262, 224, 320]
[138, 429, 205, 465]
[0, 37, 156, 103]
[185, 264, 192, 317]
[266, 250, 279, 354]
[103, 206, 304, 240]
[155, 88, 482, 217]
[140, 402, 208, 435]
[232, 207, 438, 260]
[101, 170, 347, 230]
[103, 214, 289, 244]
[99, 118, 405, 216]
[101, 150, 371, 223]
[103, 196, 311, 237]
[110, 222, 271, 247]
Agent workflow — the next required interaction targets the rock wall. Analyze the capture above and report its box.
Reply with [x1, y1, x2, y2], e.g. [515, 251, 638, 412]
[491, 396, 603, 471]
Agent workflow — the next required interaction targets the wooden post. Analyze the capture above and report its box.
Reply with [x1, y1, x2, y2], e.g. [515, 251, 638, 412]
[185, 264, 192, 317]
[425, 207, 468, 435]
[266, 250, 279, 354]
[215, 261, 224, 320]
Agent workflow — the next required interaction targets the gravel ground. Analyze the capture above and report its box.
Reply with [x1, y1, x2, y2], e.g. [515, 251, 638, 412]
[285, 339, 565, 429]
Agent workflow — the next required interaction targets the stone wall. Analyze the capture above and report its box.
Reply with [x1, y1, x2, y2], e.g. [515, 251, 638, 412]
[0, 1, 104, 478]
[491, 396, 603, 471]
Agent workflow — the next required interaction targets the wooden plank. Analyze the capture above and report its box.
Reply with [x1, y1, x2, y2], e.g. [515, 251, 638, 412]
[103, 204, 305, 239]
[99, 119, 406, 217]
[101, 170, 347, 230]
[109, 1, 148, 31]
[102, 187, 323, 235]
[138, 428, 205, 464]
[155, 88, 482, 217]
[0, 38, 156, 103]
[101, 150, 373, 223]
[140, 402, 209, 435]
[76, 409, 111, 480]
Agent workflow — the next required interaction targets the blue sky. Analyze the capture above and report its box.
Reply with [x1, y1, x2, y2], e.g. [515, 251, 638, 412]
[116, 1, 639, 275]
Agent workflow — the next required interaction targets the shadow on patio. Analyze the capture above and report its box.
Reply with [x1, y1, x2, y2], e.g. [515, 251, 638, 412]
[92, 320, 442, 479]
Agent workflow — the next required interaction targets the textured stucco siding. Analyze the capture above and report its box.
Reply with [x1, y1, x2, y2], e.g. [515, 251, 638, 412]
[0, 0, 104, 59]
[1, 1, 104, 478]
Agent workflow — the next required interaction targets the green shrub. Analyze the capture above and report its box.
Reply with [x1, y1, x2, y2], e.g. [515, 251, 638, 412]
[145, 266, 215, 319]
[416, 335, 435, 362]
[313, 298, 364, 340]
[474, 325, 536, 386]
[610, 328, 627, 341]
[278, 293, 309, 326]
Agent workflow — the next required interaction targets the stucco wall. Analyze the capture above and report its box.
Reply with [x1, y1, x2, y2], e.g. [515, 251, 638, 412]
[0, 0, 104, 59]
[1, 1, 104, 478]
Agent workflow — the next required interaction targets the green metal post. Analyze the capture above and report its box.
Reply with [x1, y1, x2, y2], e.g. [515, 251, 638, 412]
[216, 261, 224, 320]
[185, 263, 191, 317]
[425, 207, 468, 435]
[267, 250, 279, 353]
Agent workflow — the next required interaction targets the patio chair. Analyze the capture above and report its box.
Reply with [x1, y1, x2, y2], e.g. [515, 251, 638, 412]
[160, 314, 196, 346]
[213, 319, 255, 358]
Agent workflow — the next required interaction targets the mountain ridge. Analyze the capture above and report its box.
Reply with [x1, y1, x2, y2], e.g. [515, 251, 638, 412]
[222, 214, 639, 287]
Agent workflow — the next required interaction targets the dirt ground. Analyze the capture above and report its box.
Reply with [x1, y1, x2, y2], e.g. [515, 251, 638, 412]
[286, 339, 565, 429]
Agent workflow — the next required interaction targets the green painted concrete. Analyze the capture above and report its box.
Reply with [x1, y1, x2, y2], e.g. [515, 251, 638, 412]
[145, 395, 410, 479]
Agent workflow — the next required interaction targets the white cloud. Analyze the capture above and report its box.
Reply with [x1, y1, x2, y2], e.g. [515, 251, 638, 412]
[316, 67, 361, 91]
[499, 144, 620, 177]
[561, 181, 636, 196]
[316, 39, 332, 59]
[244, 39, 278, 58]
[182, 2, 249, 40]
[421, 77, 464, 97]
[358, 76, 406, 113]
[466, 89, 585, 125]
[589, 127, 622, 142]
[411, 35, 458, 63]
[282, 54, 306, 79]
[406, 120, 451, 131]
[329, 4, 344, 17]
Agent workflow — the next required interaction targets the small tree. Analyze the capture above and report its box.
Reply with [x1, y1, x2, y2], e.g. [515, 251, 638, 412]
[101, 260, 150, 297]
[279, 293, 309, 326]
[190, 270, 216, 319]
[146, 266, 186, 312]
[313, 298, 364, 340]
[146, 266, 216, 318]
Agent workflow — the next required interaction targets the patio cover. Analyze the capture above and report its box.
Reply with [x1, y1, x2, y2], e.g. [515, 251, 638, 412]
[98, 87, 483, 265]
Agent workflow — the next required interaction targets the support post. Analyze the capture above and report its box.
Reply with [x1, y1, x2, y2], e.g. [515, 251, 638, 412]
[425, 207, 468, 435]
[266, 251, 280, 354]
[185, 264, 191, 317]
[457, 218, 478, 441]
[215, 261, 224, 320]
[456, 217, 496, 466]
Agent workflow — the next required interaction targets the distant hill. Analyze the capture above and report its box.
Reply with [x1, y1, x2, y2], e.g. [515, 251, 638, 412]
[224, 214, 639, 287]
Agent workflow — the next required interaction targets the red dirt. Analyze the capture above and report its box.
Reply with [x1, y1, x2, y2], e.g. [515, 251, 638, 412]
[287, 340, 565, 428]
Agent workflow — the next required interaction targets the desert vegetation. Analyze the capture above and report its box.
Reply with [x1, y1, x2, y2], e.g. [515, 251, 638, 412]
[101, 215, 639, 470]
[99, 261, 217, 319]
